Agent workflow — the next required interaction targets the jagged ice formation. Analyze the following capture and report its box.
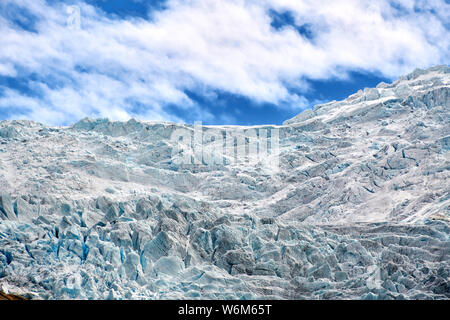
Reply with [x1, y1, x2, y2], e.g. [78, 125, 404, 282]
[0, 65, 449, 299]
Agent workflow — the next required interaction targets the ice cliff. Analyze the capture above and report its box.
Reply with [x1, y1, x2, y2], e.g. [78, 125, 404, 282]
[0, 65, 449, 299]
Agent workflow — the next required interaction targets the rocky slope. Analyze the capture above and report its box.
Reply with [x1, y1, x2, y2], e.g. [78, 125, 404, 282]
[0, 65, 449, 299]
[0, 291, 26, 300]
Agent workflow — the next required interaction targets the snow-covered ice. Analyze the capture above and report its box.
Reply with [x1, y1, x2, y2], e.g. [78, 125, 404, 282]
[0, 65, 449, 299]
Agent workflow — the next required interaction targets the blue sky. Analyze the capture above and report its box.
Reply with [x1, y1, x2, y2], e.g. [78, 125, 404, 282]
[0, 0, 448, 126]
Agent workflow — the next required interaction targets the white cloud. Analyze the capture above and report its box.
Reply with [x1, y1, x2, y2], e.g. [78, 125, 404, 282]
[0, 0, 448, 125]
[0, 62, 17, 77]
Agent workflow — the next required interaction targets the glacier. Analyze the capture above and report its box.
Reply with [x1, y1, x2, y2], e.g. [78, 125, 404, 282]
[0, 65, 449, 300]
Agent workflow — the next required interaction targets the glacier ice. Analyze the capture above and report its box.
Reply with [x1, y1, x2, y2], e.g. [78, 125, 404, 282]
[0, 65, 449, 299]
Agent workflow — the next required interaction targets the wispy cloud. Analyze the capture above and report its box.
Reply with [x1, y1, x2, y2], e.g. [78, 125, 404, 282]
[0, 0, 448, 125]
